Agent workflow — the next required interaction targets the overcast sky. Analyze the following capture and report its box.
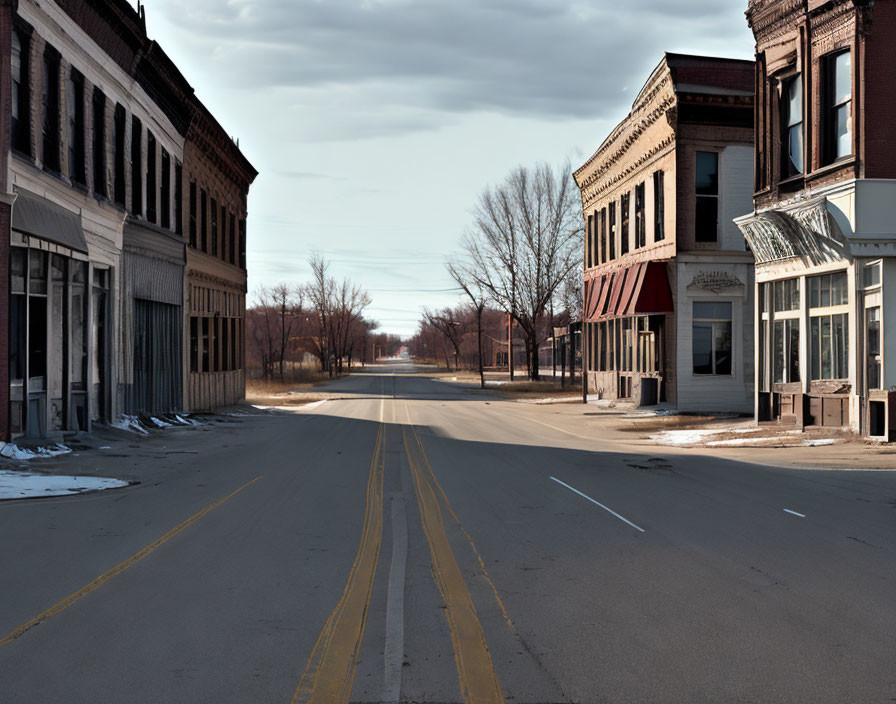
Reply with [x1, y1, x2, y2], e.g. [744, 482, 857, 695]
[135, 0, 755, 337]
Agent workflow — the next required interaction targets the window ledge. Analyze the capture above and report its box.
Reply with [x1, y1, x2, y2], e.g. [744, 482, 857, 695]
[807, 157, 856, 182]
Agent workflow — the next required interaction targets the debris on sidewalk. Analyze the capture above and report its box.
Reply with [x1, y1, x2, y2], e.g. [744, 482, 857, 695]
[0, 470, 128, 500]
[0, 443, 72, 461]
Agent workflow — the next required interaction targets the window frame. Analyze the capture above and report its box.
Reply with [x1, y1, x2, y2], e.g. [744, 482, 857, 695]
[695, 151, 719, 244]
[823, 49, 853, 165]
[692, 300, 734, 376]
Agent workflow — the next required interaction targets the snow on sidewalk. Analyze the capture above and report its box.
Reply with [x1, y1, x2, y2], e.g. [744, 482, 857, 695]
[0, 470, 128, 500]
[650, 427, 842, 448]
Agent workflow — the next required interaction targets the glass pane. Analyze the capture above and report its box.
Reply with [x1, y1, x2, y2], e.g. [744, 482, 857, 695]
[693, 322, 713, 374]
[810, 318, 820, 380]
[788, 124, 804, 174]
[29, 249, 47, 294]
[820, 275, 831, 308]
[790, 278, 801, 310]
[71, 287, 86, 390]
[715, 322, 732, 375]
[694, 301, 731, 320]
[834, 51, 851, 105]
[696, 197, 718, 242]
[867, 307, 881, 355]
[831, 271, 848, 306]
[788, 75, 802, 123]
[821, 316, 832, 379]
[29, 296, 47, 386]
[696, 151, 719, 195]
[774, 321, 785, 383]
[834, 313, 848, 378]
[10, 295, 26, 382]
[809, 276, 820, 308]
[787, 319, 801, 383]
[51, 254, 66, 281]
[864, 263, 881, 288]
[11, 248, 26, 294]
[835, 104, 851, 159]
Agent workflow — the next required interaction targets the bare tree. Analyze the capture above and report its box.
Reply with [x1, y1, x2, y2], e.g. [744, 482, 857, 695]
[422, 307, 466, 371]
[461, 162, 583, 380]
[447, 260, 489, 388]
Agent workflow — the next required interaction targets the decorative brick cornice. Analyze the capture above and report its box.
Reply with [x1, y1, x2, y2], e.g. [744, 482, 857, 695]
[580, 134, 675, 211]
[574, 74, 674, 185]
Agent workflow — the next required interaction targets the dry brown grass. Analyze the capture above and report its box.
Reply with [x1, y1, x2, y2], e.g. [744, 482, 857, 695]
[245, 373, 342, 406]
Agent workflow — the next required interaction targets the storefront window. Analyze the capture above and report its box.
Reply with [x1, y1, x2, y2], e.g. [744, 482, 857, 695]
[693, 301, 732, 375]
[809, 271, 849, 380]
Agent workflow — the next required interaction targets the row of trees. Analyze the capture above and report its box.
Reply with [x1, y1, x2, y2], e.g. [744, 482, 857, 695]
[417, 162, 584, 383]
[246, 255, 399, 381]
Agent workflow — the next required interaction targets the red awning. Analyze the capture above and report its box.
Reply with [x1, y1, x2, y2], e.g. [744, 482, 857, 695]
[625, 261, 673, 315]
[587, 261, 673, 321]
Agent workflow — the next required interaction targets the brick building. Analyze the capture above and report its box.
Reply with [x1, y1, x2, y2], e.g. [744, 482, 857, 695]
[183, 104, 256, 412]
[1, 0, 255, 440]
[574, 54, 756, 412]
[736, 0, 896, 440]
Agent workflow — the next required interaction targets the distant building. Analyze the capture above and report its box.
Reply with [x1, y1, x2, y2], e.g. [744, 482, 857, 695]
[0, 0, 255, 440]
[736, 0, 896, 440]
[574, 54, 756, 411]
[183, 103, 256, 412]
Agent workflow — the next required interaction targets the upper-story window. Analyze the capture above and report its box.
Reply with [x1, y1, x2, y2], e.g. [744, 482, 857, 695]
[161, 149, 171, 229]
[824, 50, 852, 164]
[42, 46, 61, 173]
[67, 69, 85, 186]
[146, 131, 157, 223]
[695, 151, 719, 243]
[586, 213, 593, 268]
[634, 183, 645, 248]
[200, 188, 208, 251]
[12, 29, 31, 155]
[782, 74, 803, 176]
[113, 104, 126, 206]
[599, 207, 607, 262]
[229, 213, 236, 264]
[620, 193, 630, 255]
[189, 182, 197, 247]
[653, 170, 665, 241]
[175, 161, 183, 236]
[211, 197, 219, 257]
[92, 88, 107, 197]
[131, 116, 143, 216]
[608, 201, 616, 260]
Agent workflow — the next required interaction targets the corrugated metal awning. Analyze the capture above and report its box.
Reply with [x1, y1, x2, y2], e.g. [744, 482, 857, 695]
[12, 189, 87, 253]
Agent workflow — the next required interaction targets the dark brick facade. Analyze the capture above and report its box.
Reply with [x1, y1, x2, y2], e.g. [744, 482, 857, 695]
[746, 0, 895, 207]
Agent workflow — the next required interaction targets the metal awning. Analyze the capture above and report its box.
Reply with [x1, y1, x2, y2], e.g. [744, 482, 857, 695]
[12, 189, 87, 253]
[586, 261, 673, 321]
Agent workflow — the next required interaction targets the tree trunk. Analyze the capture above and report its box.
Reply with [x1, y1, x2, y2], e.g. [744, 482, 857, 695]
[529, 333, 540, 381]
[477, 306, 485, 389]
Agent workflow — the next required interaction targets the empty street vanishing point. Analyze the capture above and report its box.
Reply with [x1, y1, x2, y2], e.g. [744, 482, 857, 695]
[2, 362, 895, 703]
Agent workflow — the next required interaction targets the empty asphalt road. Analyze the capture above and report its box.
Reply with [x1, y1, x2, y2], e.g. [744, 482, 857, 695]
[1, 361, 894, 703]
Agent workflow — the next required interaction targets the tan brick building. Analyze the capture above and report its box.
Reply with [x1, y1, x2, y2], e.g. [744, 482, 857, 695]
[575, 54, 756, 412]
[183, 105, 256, 412]
[736, 0, 896, 439]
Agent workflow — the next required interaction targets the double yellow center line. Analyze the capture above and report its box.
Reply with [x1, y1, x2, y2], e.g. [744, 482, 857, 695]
[295, 409, 504, 703]
[292, 424, 386, 704]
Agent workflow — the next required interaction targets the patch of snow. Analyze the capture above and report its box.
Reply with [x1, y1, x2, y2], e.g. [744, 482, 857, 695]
[175, 414, 201, 426]
[99, 446, 112, 450]
[0, 443, 72, 461]
[624, 409, 681, 418]
[150, 416, 172, 428]
[803, 438, 839, 446]
[706, 437, 778, 447]
[0, 470, 128, 500]
[110, 415, 149, 436]
[649, 429, 725, 446]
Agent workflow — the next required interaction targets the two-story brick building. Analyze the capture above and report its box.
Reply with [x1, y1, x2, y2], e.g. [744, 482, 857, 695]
[1, 0, 255, 440]
[575, 54, 756, 412]
[736, 0, 896, 440]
